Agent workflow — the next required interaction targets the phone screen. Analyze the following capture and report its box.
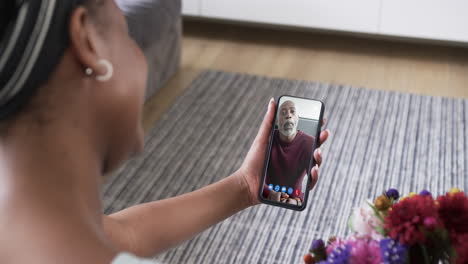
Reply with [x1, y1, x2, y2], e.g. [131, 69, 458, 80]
[260, 96, 323, 210]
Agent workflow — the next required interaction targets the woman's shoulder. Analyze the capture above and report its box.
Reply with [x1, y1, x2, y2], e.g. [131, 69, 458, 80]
[112, 253, 161, 264]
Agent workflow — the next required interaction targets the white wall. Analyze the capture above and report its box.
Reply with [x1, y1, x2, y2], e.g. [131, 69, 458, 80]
[182, 0, 200, 16]
[278, 96, 322, 120]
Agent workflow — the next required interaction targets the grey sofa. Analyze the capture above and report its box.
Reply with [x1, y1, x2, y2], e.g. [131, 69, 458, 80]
[116, 0, 182, 99]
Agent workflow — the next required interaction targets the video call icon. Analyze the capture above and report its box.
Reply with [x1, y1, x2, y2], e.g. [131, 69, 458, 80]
[268, 184, 274, 190]
[281, 186, 287, 193]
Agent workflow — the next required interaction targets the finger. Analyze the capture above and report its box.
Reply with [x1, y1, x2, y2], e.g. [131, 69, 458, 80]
[293, 197, 302, 206]
[275, 195, 281, 202]
[281, 193, 289, 199]
[309, 165, 319, 190]
[319, 129, 330, 146]
[253, 98, 276, 145]
[270, 191, 281, 201]
[313, 148, 322, 167]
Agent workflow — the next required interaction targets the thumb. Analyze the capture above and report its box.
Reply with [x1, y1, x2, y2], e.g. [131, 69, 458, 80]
[253, 98, 275, 145]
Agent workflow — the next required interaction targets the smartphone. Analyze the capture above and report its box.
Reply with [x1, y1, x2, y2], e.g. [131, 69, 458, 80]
[259, 95, 325, 211]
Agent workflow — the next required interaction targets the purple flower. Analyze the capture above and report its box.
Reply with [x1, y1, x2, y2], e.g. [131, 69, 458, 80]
[419, 190, 432, 197]
[385, 189, 400, 200]
[379, 238, 407, 264]
[318, 244, 351, 264]
[311, 239, 327, 261]
[311, 239, 325, 251]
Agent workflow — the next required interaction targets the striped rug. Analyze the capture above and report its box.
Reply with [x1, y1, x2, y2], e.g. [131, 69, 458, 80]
[102, 70, 468, 264]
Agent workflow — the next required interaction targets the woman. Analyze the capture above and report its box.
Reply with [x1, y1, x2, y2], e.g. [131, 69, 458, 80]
[0, 0, 329, 263]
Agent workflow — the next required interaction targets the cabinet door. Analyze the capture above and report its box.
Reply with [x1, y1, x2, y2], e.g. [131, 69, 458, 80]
[380, 0, 468, 42]
[201, 0, 380, 34]
[183, 0, 200, 16]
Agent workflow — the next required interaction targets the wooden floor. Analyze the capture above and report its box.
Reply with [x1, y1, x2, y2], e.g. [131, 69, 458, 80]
[143, 20, 468, 130]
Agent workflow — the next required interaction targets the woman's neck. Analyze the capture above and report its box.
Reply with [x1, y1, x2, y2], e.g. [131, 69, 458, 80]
[0, 114, 106, 233]
[0, 117, 118, 263]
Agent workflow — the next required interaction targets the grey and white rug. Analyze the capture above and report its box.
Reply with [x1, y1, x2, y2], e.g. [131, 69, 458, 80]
[103, 70, 468, 264]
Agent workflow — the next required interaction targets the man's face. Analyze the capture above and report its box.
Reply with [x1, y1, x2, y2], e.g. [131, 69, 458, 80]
[278, 101, 299, 137]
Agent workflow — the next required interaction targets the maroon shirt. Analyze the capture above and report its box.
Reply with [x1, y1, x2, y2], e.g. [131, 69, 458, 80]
[264, 130, 315, 200]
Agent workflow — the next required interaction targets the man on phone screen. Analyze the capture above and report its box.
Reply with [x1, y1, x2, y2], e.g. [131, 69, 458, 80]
[263, 100, 315, 206]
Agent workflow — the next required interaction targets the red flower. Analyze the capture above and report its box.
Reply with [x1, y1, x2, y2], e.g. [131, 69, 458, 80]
[303, 254, 315, 264]
[437, 192, 468, 241]
[454, 234, 468, 264]
[385, 195, 440, 246]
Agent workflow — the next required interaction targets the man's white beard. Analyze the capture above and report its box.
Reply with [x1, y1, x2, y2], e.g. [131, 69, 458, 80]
[279, 121, 297, 137]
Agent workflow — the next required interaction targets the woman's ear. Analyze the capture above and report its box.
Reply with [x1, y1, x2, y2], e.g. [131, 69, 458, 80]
[68, 6, 106, 76]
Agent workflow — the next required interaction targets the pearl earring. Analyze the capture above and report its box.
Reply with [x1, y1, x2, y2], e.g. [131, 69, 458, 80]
[85, 68, 93, 76]
[96, 59, 114, 82]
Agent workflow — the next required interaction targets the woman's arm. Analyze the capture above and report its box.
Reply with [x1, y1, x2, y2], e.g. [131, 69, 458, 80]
[102, 98, 328, 257]
[101, 97, 278, 257]
[102, 171, 250, 257]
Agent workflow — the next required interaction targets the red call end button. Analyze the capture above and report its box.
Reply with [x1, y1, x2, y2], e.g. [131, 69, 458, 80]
[295, 189, 300, 196]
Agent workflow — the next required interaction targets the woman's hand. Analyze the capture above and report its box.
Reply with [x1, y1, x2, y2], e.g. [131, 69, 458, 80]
[236, 98, 330, 207]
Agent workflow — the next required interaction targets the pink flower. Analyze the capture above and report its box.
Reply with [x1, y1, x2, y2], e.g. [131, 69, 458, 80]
[349, 201, 384, 240]
[348, 239, 382, 264]
[423, 217, 437, 230]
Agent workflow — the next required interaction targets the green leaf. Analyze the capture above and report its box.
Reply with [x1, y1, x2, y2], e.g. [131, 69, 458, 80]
[348, 215, 354, 230]
[375, 226, 386, 236]
[420, 244, 430, 264]
[366, 201, 385, 223]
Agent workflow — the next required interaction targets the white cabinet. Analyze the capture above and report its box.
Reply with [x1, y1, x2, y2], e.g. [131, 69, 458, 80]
[200, 0, 381, 34]
[182, 0, 468, 44]
[380, 0, 468, 43]
[182, 0, 200, 16]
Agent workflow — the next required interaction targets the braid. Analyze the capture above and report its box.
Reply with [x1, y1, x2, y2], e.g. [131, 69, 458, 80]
[0, 1, 14, 38]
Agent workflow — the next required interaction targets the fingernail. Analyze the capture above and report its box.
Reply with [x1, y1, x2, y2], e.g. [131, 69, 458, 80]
[326, 129, 331, 137]
[266, 98, 274, 113]
[318, 148, 322, 155]
[315, 164, 319, 170]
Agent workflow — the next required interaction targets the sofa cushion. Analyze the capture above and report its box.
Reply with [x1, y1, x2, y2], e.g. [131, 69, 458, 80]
[116, 0, 182, 99]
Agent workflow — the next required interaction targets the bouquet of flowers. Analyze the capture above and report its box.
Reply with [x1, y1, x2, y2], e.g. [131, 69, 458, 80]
[304, 188, 468, 264]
